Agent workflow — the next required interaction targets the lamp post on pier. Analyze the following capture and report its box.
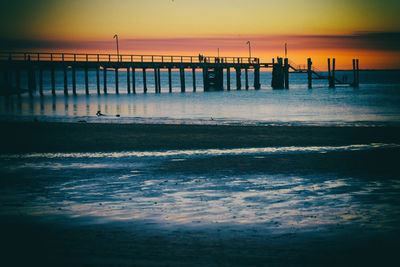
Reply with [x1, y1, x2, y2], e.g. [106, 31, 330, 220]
[113, 34, 119, 61]
[246, 41, 251, 58]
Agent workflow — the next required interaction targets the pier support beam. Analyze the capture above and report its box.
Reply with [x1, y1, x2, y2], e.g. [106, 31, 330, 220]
[271, 57, 284, 89]
[227, 68, 231, 91]
[356, 59, 360, 87]
[284, 58, 289, 89]
[353, 59, 360, 88]
[254, 66, 260, 89]
[245, 68, 249, 90]
[28, 65, 36, 97]
[96, 67, 100, 94]
[63, 66, 68, 95]
[115, 68, 119, 94]
[192, 68, 196, 92]
[307, 58, 312, 89]
[103, 67, 108, 94]
[143, 68, 147, 93]
[132, 67, 136, 93]
[72, 67, 76, 95]
[85, 67, 89, 95]
[154, 68, 158, 93]
[157, 68, 161, 92]
[39, 68, 43, 95]
[328, 58, 335, 88]
[180, 67, 185, 92]
[168, 68, 172, 93]
[235, 68, 241, 90]
[126, 67, 130, 94]
[51, 67, 56, 96]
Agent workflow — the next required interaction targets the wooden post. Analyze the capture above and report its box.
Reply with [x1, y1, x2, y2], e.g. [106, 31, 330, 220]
[356, 59, 360, 87]
[51, 67, 55, 96]
[192, 68, 196, 92]
[236, 68, 241, 90]
[63, 66, 68, 95]
[103, 67, 108, 94]
[227, 67, 231, 91]
[72, 67, 76, 95]
[96, 67, 100, 94]
[132, 67, 136, 93]
[284, 58, 289, 89]
[272, 58, 284, 89]
[307, 58, 312, 89]
[39, 68, 43, 95]
[157, 68, 161, 92]
[168, 68, 172, 93]
[143, 68, 147, 93]
[245, 68, 249, 90]
[332, 58, 336, 88]
[180, 67, 185, 92]
[328, 58, 333, 88]
[85, 67, 89, 95]
[115, 68, 119, 94]
[127, 67, 131, 94]
[254, 66, 260, 89]
[154, 68, 159, 93]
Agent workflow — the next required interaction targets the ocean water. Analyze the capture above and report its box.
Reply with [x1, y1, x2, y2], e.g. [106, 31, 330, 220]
[1, 70, 400, 126]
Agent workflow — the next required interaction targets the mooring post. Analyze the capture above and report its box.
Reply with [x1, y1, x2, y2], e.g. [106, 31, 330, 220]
[307, 58, 312, 89]
[103, 67, 108, 94]
[356, 59, 360, 87]
[127, 67, 130, 94]
[192, 68, 196, 92]
[143, 68, 147, 93]
[72, 67, 76, 95]
[227, 67, 231, 91]
[51, 67, 56, 96]
[132, 67, 136, 93]
[327, 58, 332, 88]
[168, 68, 172, 93]
[236, 68, 241, 90]
[28, 63, 36, 97]
[245, 68, 249, 90]
[39, 67, 43, 95]
[115, 68, 119, 94]
[180, 67, 186, 92]
[284, 58, 289, 89]
[63, 66, 68, 95]
[16, 69, 20, 90]
[85, 67, 89, 95]
[96, 67, 100, 94]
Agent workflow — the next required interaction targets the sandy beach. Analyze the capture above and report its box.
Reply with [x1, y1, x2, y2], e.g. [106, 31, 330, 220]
[1, 121, 400, 153]
[1, 121, 400, 266]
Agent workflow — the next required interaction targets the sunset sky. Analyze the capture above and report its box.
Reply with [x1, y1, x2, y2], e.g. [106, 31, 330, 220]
[1, 0, 400, 69]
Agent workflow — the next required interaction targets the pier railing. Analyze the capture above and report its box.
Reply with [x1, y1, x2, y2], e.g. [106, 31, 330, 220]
[0, 52, 259, 64]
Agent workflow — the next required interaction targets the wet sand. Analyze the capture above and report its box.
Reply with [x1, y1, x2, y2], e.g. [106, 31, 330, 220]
[1, 121, 400, 153]
[1, 121, 400, 266]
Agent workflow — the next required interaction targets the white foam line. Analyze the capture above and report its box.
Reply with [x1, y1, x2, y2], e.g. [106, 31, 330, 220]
[1, 143, 399, 160]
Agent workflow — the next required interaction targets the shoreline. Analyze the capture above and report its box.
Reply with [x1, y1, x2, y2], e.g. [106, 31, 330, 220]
[1, 120, 400, 153]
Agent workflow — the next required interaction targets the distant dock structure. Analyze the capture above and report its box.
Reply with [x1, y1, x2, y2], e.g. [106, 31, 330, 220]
[0, 52, 359, 96]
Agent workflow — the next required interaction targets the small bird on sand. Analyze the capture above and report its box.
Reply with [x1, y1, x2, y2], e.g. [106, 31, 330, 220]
[96, 111, 104, 116]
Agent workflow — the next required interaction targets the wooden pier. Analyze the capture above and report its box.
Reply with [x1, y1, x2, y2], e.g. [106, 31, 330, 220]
[0, 52, 360, 96]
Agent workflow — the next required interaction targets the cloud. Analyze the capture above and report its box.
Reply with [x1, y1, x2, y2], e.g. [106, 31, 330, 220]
[1, 31, 399, 53]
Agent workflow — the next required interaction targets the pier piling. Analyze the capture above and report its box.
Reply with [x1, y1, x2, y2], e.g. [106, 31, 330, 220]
[307, 58, 312, 89]
[192, 68, 196, 92]
[115, 68, 119, 94]
[154, 68, 158, 93]
[96, 67, 100, 94]
[51, 67, 55, 96]
[127, 67, 130, 94]
[39, 67, 43, 95]
[235, 68, 241, 90]
[85, 67, 89, 95]
[132, 67, 136, 93]
[254, 66, 260, 90]
[245, 68, 249, 90]
[180, 67, 185, 92]
[227, 68, 231, 91]
[63, 67, 68, 95]
[103, 67, 108, 94]
[284, 58, 289, 89]
[143, 68, 147, 93]
[168, 68, 172, 93]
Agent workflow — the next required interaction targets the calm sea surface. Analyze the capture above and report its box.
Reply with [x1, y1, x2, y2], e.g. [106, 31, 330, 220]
[1, 70, 400, 126]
